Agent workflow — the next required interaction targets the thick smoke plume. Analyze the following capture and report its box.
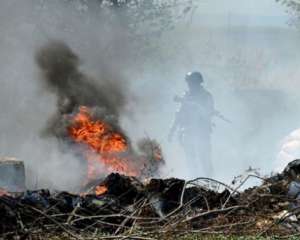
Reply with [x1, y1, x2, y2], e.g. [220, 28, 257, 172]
[1, 0, 299, 191]
[35, 40, 164, 185]
[36, 40, 126, 138]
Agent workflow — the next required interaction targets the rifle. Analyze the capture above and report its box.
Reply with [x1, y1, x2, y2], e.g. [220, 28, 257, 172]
[213, 110, 232, 124]
[174, 94, 232, 124]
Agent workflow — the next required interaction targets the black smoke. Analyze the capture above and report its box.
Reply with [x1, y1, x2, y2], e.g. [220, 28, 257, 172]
[35, 40, 164, 180]
[35, 40, 127, 138]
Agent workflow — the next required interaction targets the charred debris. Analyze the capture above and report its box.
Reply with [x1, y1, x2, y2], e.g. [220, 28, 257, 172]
[1, 160, 300, 239]
[1, 42, 300, 239]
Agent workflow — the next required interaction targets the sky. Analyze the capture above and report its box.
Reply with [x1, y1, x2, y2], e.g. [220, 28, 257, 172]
[195, 0, 290, 27]
[198, 0, 287, 16]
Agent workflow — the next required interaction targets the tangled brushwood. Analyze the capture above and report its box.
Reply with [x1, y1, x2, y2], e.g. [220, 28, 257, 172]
[2, 160, 300, 239]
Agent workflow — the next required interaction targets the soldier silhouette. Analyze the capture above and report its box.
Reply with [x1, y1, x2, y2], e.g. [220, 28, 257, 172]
[168, 71, 215, 177]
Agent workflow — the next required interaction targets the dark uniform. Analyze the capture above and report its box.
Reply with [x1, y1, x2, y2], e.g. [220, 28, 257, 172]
[169, 72, 215, 177]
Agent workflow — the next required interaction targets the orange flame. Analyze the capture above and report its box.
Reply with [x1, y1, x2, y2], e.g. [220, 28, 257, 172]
[0, 188, 10, 197]
[68, 106, 139, 180]
[95, 185, 108, 196]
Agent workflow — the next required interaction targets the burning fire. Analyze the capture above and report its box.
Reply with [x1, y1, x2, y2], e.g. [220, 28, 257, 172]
[68, 106, 139, 180]
[0, 188, 10, 197]
[95, 185, 108, 196]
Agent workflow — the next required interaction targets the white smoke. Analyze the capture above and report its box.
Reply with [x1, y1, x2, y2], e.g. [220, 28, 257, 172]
[276, 129, 300, 173]
[0, 0, 299, 190]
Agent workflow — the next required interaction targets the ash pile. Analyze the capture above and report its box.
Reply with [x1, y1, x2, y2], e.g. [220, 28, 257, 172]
[2, 160, 300, 239]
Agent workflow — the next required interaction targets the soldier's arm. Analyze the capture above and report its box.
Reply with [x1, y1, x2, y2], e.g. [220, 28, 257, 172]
[168, 94, 185, 141]
[207, 92, 216, 116]
[209, 94, 232, 123]
[168, 110, 181, 141]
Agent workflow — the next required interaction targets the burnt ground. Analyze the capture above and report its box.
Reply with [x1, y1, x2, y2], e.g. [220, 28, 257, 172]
[1, 166, 300, 240]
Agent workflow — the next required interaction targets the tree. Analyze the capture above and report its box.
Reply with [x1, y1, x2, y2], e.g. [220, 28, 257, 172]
[276, 0, 300, 27]
[55, 0, 196, 41]
[35, 0, 197, 69]
[100, 0, 196, 37]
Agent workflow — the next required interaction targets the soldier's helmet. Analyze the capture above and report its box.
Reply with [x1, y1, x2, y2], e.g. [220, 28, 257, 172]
[185, 71, 203, 84]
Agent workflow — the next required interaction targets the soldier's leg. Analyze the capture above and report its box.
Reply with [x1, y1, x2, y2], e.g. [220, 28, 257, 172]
[203, 142, 213, 177]
[197, 134, 213, 178]
[191, 136, 207, 178]
[182, 138, 198, 178]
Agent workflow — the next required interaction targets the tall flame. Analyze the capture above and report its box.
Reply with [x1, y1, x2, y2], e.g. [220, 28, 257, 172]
[95, 185, 108, 196]
[68, 106, 139, 180]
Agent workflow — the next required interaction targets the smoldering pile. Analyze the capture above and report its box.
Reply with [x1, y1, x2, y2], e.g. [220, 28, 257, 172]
[2, 160, 300, 239]
[35, 41, 164, 181]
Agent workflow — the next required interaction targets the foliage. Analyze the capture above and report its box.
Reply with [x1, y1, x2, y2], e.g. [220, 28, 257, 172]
[276, 0, 300, 27]
[100, 0, 196, 37]
[35, 0, 197, 68]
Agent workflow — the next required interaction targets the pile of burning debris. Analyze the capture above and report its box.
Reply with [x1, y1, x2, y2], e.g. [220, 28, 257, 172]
[2, 42, 300, 239]
[2, 160, 300, 239]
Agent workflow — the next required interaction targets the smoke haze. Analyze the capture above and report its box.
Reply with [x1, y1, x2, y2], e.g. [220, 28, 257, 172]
[0, 0, 299, 189]
[35, 40, 128, 136]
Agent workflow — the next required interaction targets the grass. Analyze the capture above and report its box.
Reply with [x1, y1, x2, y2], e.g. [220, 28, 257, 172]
[178, 235, 300, 240]
[44, 234, 300, 240]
